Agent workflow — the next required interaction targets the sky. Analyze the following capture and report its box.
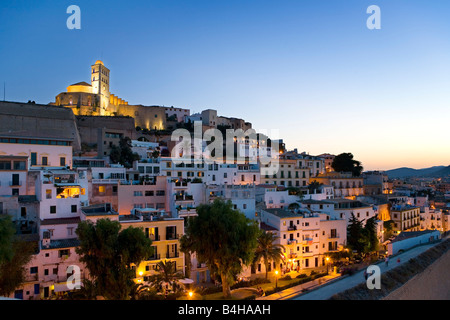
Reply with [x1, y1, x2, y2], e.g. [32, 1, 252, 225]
[0, 0, 449, 171]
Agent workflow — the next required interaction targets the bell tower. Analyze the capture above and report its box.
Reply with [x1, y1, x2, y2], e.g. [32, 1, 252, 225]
[91, 60, 111, 115]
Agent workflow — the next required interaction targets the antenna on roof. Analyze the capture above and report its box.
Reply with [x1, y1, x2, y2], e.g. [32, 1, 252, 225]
[3, 82, 5, 101]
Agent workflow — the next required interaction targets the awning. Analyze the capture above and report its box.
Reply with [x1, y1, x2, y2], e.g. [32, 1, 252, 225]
[178, 278, 194, 284]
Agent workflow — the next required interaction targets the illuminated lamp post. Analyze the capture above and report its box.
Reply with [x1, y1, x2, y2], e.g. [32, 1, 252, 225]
[275, 270, 279, 290]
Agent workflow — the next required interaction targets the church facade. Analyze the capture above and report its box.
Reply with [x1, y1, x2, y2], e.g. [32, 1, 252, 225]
[54, 60, 181, 131]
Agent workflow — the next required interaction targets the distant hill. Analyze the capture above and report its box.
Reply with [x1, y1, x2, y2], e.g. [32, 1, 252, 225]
[385, 166, 446, 179]
[425, 165, 450, 178]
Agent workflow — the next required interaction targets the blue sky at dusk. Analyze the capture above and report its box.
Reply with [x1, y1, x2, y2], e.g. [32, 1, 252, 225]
[1, 0, 449, 170]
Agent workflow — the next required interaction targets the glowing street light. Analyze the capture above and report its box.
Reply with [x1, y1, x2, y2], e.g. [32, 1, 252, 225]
[325, 257, 330, 274]
[275, 270, 279, 289]
[188, 291, 193, 299]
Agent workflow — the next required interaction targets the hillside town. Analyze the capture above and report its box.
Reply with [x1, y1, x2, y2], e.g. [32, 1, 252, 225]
[0, 60, 449, 300]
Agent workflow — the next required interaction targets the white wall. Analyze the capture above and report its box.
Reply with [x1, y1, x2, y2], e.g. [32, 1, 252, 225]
[388, 231, 441, 255]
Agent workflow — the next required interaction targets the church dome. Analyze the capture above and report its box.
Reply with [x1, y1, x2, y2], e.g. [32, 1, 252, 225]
[95, 60, 104, 65]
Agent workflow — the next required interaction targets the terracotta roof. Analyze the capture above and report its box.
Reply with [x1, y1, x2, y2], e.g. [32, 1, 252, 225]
[69, 81, 91, 87]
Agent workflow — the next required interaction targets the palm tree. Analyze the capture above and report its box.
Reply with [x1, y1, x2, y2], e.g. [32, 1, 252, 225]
[71, 279, 98, 300]
[253, 231, 285, 279]
[148, 260, 184, 292]
[129, 282, 152, 300]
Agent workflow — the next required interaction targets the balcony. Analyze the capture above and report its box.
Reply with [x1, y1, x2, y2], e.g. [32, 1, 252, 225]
[328, 233, 340, 239]
[166, 233, 181, 240]
[149, 234, 160, 241]
[166, 251, 180, 259]
[287, 239, 297, 245]
[9, 180, 22, 187]
[92, 178, 123, 184]
[175, 194, 193, 201]
[148, 253, 161, 261]
[287, 225, 297, 231]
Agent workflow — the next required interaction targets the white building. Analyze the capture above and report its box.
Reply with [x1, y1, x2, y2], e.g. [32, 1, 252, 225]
[254, 208, 347, 274]
[206, 184, 256, 220]
[205, 162, 260, 186]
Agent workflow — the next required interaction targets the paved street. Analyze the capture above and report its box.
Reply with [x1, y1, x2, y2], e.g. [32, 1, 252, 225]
[290, 241, 442, 300]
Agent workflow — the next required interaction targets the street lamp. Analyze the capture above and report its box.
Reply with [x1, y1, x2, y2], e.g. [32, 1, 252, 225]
[275, 270, 279, 289]
[325, 257, 330, 274]
[188, 291, 193, 299]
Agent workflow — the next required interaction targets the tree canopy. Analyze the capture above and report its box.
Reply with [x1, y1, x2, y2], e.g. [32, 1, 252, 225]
[331, 153, 363, 177]
[180, 199, 260, 298]
[0, 216, 34, 297]
[75, 218, 153, 299]
[109, 136, 141, 168]
[347, 214, 379, 257]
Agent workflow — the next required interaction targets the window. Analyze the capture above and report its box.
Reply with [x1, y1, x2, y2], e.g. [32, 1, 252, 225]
[156, 190, 165, 196]
[98, 186, 105, 193]
[58, 249, 70, 258]
[21, 207, 27, 217]
[60, 157, 66, 167]
[50, 206, 56, 214]
[134, 191, 143, 197]
[42, 157, 48, 166]
[46, 189, 52, 199]
[13, 161, 26, 170]
[0, 161, 11, 170]
[30, 267, 38, 274]
[71, 205, 77, 213]
[31, 153, 37, 166]
[145, 190, 154, 197]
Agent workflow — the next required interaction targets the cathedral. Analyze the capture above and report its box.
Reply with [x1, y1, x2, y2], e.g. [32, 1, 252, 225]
[54, 60, 171, 131]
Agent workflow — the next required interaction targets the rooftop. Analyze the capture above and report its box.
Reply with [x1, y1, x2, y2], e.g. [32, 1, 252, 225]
[300, 199, 335, 205]
[260, 222, 278, 232]
[41, 217, 81, 226]
[262, 208, 303, 218]
[81, 203, 118, 216]
[391, 230, 439, 243]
